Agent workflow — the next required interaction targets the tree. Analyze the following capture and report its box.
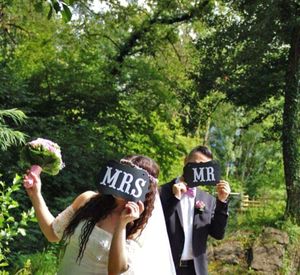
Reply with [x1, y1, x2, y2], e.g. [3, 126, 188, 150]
[192, 0, 300, 223]
[0, 0, 216, 203]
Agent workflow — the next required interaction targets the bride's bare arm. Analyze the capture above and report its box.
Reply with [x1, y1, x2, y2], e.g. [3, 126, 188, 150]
[24, 171, 59, 242]
[108, 201, 144, 275]
[24, 170, 95, 242]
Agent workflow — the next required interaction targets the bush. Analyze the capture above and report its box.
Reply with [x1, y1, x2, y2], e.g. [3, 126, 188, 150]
[0, 174, 35, 269]
[12, 246, 60, 275]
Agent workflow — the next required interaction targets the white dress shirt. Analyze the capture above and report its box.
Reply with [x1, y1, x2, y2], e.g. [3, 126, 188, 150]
[176, 178, 195, 260]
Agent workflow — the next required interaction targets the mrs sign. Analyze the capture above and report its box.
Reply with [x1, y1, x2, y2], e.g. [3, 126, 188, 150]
[98, 160, 150, 202]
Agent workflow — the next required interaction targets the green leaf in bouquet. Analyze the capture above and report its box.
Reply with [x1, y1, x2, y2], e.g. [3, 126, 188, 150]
[20, 144, 62, 175]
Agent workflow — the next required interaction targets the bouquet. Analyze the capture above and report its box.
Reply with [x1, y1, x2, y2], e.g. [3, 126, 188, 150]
[20, 138, 64, 188]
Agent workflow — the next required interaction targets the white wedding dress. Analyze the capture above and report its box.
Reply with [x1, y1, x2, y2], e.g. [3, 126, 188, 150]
[53, 192, 176, 275]
[132, 191, 176, 275]
[57, 221, 139, 275]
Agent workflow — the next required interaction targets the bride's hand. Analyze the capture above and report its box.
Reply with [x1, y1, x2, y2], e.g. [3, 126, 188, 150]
[23, 167, 42, 197]
[120, 201, 144, 225]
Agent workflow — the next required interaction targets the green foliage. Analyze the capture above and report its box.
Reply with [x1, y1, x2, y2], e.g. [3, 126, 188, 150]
[228, 193, 286, 235]
[31, 0, 73, 23]
[11, 259, 31, 275]
[0, 175, 36, 269]
[0, 0, 295, 269]
[0, 109, 27, 151]
[280, 220, 300, 274]
[276, 218, 300, 243]
[11, 245, 60, 275]
[200, 100, 284, 197]
[47, 0, 72, 22]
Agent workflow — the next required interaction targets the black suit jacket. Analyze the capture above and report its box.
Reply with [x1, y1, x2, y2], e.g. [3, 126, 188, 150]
[160, 179, 229, 275]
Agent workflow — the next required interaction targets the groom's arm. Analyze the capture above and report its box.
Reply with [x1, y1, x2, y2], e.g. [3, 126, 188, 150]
[208, 180, 230, 239]
[208, 199, 229, 240]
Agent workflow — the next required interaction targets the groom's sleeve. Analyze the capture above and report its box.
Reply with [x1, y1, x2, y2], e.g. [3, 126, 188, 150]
[208, 199, 229, 240]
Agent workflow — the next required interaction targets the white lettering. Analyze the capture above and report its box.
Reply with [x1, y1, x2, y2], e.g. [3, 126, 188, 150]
[131, 178, 147, 198]
[101, 167, 122, 189]
[117, 172, 133, 194]
[206, 167, 215, 181]
[193, 167, 205, 182]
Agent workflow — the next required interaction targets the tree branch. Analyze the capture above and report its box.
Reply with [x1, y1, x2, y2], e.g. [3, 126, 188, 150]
[240, 105, 281, 131]
[113, 0, 210, 68]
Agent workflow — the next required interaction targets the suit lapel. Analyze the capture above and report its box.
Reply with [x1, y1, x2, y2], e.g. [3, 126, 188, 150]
[172, 177, 184, 227]
[195, 188, 202, 203]
[176, 199, 184, 227]
[193, 189, 207, 227]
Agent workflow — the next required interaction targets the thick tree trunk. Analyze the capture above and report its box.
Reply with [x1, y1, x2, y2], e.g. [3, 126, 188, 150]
[283, 26, 300, 224]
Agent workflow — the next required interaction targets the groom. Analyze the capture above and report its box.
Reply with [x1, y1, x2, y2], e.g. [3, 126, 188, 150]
[160, 145, 231, 275]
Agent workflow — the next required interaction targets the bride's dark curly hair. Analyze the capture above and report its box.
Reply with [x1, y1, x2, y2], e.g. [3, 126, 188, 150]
[62, 155, 159, 263]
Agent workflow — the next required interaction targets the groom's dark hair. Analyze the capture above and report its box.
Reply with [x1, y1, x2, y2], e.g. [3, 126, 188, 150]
[188, 145, 213, 159]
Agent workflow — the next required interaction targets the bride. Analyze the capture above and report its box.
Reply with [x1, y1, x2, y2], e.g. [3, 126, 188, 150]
[23, 155, 175, 275]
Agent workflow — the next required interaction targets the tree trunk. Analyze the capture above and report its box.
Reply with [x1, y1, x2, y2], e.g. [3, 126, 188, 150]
[283, 25, 300, 224]
[203, 116, 211, 146]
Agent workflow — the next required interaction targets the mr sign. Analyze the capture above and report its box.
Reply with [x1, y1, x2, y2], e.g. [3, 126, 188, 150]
[183, 160, 221, 187]
[97, 160, 150, 202]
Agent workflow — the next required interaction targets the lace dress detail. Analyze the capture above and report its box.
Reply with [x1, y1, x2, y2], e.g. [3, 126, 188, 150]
[52, 205, 75, 240]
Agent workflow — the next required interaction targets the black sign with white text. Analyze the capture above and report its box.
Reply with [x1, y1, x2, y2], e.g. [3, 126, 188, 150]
[97, 160, 150, 202]
[183, 160, 221, 187]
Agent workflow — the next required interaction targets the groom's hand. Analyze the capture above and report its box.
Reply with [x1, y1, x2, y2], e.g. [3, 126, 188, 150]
[172, 179, 187, 200]
[216, 180, 231, 202]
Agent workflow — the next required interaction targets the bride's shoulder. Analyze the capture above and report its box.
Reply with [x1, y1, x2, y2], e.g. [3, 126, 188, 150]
[71, 191, 98, 211]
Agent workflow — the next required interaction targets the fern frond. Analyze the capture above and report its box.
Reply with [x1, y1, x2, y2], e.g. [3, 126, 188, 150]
[0, 108, 27, 125]
[0, 125, 27, 150]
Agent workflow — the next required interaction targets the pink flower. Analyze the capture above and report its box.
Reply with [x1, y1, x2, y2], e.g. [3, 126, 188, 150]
[195, 200, 206, 213]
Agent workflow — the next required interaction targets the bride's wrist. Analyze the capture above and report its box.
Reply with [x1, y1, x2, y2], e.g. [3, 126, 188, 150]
[28, 192, 44, 205]
[115, 219, 128, 230]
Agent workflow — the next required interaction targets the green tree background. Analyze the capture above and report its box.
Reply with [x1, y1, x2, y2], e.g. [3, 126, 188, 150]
[0, 0, 299, 273]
